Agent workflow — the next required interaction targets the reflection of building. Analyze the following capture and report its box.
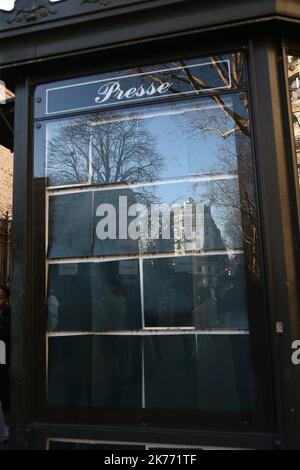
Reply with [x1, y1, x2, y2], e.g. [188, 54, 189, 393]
[288, 56, 300, 187]
[174, 201, 224, 254]
[199, 205, 227, 287]
[0, 145, 13, 286]
[174, 201, 227, 287]
[203, 205, 224, 250]
[0, 145, 13, 216]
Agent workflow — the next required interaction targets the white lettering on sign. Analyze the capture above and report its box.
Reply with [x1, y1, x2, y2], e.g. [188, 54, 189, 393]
[45, 60, 231, 115]
[0, 340, 6, 365]
[291, 340, 300, 365]
[95, 81, 173, 104]
[95, 196, 205, 250]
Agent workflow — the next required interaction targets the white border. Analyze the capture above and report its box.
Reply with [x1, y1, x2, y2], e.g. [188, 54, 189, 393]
[46, 437, 245, 450]
[47, 330, 249, 337]
[47, 173, 238, 195]
[47, 249, 245, 265]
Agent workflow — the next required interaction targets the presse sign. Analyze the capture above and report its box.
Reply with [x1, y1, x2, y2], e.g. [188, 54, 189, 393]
[42, 60, 231, 116]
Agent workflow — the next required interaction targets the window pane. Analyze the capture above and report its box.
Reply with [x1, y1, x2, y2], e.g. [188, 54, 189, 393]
[144, 254, 249, 329]
[48, 334, 252, 412]
[47, 260, 142, 332]
[144, 334, 252, 412]
[48, 192, 93, 258]
[36, 94, 249, 188]
[46, 119, 91, 186]
[48, 335, 92, 407]
[91, 336, 142, 408]
[48, 335, 142, 408]
[48, 177, 243, 260]
[37, 53, 273, 429]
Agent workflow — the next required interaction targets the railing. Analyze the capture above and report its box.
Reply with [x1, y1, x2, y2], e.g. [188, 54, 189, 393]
[0, 212, 12, 287]
[294, 135, 300, 150]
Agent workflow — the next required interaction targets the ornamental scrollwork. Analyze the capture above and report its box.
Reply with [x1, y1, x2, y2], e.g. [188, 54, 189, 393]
[6, 1, 57, 24]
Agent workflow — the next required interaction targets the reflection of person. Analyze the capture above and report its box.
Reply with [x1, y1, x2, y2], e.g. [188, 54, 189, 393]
[122, 276, 141, 329]
[93, 279, 126, 331]
[223, 269, 253, 416]
[193, 287, 217, 328]
[47, 290, 60, 331]
[221, 275, 248, 329]
[0, 285, 11, 443]
[102, 284, 126, 330]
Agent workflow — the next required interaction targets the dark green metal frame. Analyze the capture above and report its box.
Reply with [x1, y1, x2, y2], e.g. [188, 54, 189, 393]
[0, 0, 299, 450]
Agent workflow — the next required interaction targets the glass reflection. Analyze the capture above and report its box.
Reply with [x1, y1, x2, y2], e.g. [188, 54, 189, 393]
[48, 333, 253, 412]
[47, 254, 248, 332]
[42, 52, 265, 420]
[47, 260, 141, 332]
[96, 180, 240, 258]
[46, 120, 91, 186]
[48, 335, 142, 409]
[144, 335, 253, 411]
[48, 179, 243, 259]
[91, 336, 142, 408]
[48, 335, 92, 407]
[144, 255, 249, 329]
[48, 192, 93, 258]
[40, 94, 249, 187]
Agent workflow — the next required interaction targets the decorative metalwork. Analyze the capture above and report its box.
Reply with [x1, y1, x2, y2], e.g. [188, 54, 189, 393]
[6, 0, 57, 24]
[82, 0, 111, 5]
[0, 0, 151, 31]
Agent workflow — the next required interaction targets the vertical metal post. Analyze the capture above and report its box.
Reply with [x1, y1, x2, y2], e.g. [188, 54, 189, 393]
[248, 36, 300, 449]
[10, 78, 31, 450]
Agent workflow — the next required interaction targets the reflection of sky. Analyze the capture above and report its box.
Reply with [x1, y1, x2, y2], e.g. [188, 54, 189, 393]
[42, 95, 239, 184]
[144, 110, 233, 178]
[123, 96, 238, 181]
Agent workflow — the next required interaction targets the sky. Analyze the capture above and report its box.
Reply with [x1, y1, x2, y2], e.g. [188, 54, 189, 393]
[0, 0, 61, 10]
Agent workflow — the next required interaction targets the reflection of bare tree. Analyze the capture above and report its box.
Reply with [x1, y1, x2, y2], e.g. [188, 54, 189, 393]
[135, 53, 258, 276]
[90, 117, 162, 185]
[134, 53, 248, 137]
[47, 54, 259, 272]
[47, 114, 164, 191]
[206, 133, 259, 277]
[47, 121, 89, 185]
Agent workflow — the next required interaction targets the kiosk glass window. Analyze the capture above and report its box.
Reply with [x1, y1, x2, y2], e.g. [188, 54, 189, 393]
[33, 53, 274, 430]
